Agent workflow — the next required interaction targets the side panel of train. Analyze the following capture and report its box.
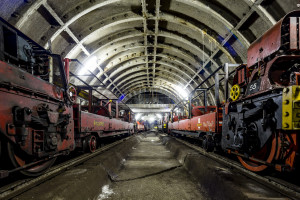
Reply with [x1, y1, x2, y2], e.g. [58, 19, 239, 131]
[168, 108, 222, 136]
[0, 17, 135, 177]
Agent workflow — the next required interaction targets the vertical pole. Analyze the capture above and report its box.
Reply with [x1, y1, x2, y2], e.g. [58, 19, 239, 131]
[224, 63, 229, 101]
[108, 100, 112, 117]
[116, 101, 119, 119]
[188, 95, 192, 119]
[128, 111, 131, 122]
[88, 89, 93, 113]
[215, 73, 220, 106]
[204, 90, 207, 113]
[49, 56, 53, 83]
[64, 58, 70, 84]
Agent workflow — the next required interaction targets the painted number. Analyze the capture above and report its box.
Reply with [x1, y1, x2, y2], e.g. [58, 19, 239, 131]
[249, 83, 257, 91]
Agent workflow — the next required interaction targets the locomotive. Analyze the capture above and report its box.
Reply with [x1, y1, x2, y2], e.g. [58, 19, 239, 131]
[0, 17, 134, 178]
[168, 11, 300, 172]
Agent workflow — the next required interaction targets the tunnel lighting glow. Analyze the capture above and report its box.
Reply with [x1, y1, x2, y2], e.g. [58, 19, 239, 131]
[135, 113, 142, 120]
[79, 56, 98, 75]
[149, 117, 155, 122]
[156, 114, 162, 119]
[175, 85, 189, 100]
[141, 116, 145, 120]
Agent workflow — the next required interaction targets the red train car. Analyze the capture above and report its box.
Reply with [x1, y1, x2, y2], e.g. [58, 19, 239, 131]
[169, 11, 300, 172]
[136, 120, 146, 132]
[0, 17, 134, 178]
[169, 105, 222, 151]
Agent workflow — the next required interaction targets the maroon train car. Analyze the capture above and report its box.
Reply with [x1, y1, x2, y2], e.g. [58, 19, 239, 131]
[0, 17, 134, 178]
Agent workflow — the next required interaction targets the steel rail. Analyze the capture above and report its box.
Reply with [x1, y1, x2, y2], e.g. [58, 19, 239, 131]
[173, 137, 300, 200]
[0, 136, 134, 200]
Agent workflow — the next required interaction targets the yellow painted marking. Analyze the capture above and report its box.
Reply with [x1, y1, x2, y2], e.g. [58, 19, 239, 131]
[94, 120, 104, 126]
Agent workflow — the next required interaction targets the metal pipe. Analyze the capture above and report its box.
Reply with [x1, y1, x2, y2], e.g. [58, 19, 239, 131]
[88, 89, 93, 113]
[64, 58, 70, 84]
[116, 101, 119, 119]
[188, 95, 192, 119]
[49, 56, 53, 84]
[224, 63, 229, 101]
[215, 73, 220, 106]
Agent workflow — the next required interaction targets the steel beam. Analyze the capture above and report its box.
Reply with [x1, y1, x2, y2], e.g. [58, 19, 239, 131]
[141, 0, 150, 86]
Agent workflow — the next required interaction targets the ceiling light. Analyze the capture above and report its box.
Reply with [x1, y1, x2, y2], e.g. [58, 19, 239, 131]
[79, 56, 98, 75]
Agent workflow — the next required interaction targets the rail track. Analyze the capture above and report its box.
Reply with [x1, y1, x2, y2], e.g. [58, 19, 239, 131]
[0, 136, 133, 200]
[171, 135, 300, 200]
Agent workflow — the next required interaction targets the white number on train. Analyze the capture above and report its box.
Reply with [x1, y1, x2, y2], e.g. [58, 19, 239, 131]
[249, 83, 257, 91]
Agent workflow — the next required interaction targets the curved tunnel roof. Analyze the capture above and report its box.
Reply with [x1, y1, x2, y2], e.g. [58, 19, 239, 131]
[0, 0, 298, 105]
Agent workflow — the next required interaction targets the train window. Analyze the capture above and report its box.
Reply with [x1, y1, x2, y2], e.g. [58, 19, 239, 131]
[198, 108, 205, 112]
[210, 108, 216, 112]
[3, 26, 17, 59]
[52, 56, 65, 88]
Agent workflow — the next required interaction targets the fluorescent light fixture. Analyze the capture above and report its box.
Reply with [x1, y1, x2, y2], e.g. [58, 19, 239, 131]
[175, 85, 189, 100]
[135, 113, 142, 120]
[149, 117, 155, 122]
[79, 56, 98, 75]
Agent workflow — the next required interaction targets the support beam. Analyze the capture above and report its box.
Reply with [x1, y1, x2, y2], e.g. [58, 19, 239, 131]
[42, 2, 123, 97]
[116, 101, 119, 119]
[152, 0, 161, 86]
[141, 0, 150, 86]
[183, 0, 263, 89]
[89, 89, 93, 113]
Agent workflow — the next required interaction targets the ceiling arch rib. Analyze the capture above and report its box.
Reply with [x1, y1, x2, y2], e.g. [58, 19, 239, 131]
[125, 83, 215, 106]
[242, 0, 276, 26]
[110, 62, 216, 105]
[61, 11, 244, 94]
[35, 3, 249, 98]
[122, 80, 183, 102]
[122, 79, 179, 96]
[173, 0, 250, 48]
[123, 83, 184, 102]
[120, 76, 173, 92]
[88, 43, 201, 86]
[114, 72, 185, 92]
[152, 0, 161, 88]
[109, 60, 193, 86]
[141, 0, 150, 86]
[123, 86, 181, 103]
[68, 11, 240, 66]
[116, 67, 190, 90]
[87, 43, 204, 89]
[182, 0, 269, 89]
[106, 53, 200, 83]
[37, 1, 222, 104]
[86, 35, 225, 92]
[46, 0, 249, 60]
[94, 29, 226, 78]
[45, 7, 246, 81]
[83, 16, 238, 71]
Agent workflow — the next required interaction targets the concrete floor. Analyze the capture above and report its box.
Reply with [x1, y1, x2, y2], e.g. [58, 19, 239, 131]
[101, 133, 209, 200]
[11, 132, 289, 200]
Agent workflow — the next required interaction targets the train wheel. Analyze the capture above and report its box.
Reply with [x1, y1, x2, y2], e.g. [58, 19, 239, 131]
[237, 134, 277, 172]
[87, 135, 97, 153]
[7, 142, 56, 176]
[0, 139, 2, 159]
[202, 135, 214, 152]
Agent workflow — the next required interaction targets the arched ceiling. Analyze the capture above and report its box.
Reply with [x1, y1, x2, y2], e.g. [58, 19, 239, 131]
[0, 0, 298, 104]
